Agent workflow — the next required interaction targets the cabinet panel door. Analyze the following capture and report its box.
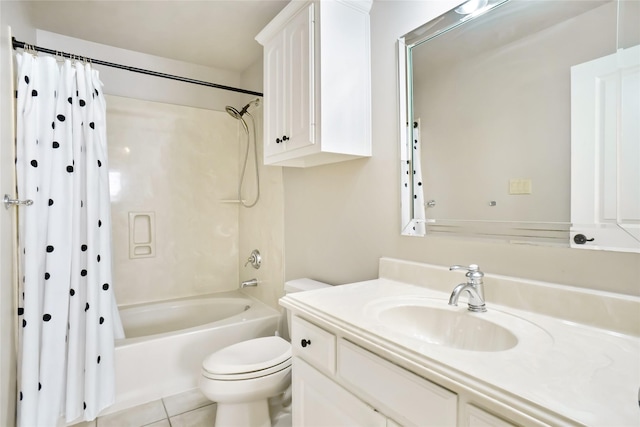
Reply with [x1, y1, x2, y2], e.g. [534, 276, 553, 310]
[291, 316, 336, 375]
[285, 3, 315, 152]
[263, 32, 287, 158]
[292, 358, 386, 427]
[467, 405, 517, 427]
[338, 339, 457, 427]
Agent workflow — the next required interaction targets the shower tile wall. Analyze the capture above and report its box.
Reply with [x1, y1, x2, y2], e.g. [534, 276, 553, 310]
[106, 95, 241, 305]
[236, 104, 286, 309]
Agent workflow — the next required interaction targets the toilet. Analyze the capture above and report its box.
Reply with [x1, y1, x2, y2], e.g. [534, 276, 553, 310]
[199, 279, 330, 427]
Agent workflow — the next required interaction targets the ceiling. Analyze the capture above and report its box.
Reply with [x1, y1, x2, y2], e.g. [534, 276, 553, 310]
[24, 0, 290, 73]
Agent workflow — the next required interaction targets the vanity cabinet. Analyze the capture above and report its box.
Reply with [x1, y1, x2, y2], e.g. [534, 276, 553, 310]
[290, 314, 523, 427]
[255, 0, 372, 167]
[290, 316, 393, 426]
[282, 260, 640, 426]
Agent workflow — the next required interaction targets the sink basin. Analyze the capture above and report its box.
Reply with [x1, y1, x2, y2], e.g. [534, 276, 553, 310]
[376, 303, 517, 351]
[362, 297, 549, 352]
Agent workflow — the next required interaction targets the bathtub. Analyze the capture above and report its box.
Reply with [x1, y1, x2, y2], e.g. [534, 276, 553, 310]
[106, 290, 280, 415]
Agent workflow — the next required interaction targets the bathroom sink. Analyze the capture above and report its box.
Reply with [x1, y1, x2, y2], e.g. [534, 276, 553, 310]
[364, 297, 545, 352]
[377, 304, 516, 351]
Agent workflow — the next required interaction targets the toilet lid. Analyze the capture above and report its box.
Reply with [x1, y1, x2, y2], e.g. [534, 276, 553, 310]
[202, 336, 291, 375]
[201, 358, 291, 381]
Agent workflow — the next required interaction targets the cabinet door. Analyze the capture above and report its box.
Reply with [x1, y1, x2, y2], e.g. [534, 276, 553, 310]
[292, 358, 386, 427]
[467, 405, 517, 427]
[284, 3, 315, 152]
[263, 31, 287, 158]
[291, 316, 336, 375]
[338, 339, 457, 427]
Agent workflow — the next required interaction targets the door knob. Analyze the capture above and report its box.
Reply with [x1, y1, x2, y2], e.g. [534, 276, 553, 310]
[574, 234, 595, 244]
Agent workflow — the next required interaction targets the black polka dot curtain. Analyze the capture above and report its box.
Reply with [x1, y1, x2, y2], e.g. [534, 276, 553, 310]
[14, 53, 124, 426]
[401, 118, 426, 235]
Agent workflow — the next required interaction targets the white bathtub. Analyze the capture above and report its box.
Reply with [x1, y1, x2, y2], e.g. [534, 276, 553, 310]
[107, 290, 280, 415]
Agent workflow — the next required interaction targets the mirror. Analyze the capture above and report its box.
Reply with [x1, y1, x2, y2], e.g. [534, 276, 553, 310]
[399, 0, 640, 252]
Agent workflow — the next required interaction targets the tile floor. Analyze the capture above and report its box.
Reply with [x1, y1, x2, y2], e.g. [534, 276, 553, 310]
[71, 388, 216, 427]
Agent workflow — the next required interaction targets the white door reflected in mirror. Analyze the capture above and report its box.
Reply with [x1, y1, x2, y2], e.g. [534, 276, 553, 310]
[571, 45, 640, 253]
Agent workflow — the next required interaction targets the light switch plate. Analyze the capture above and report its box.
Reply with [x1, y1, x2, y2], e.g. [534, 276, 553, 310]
[509, 179, 532, 195]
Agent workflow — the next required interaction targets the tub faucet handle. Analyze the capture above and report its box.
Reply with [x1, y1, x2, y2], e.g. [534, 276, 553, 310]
[244, 249, 261, 269]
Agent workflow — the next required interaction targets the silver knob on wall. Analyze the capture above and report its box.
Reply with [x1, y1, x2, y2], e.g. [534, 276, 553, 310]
[244, 249, 262, 269]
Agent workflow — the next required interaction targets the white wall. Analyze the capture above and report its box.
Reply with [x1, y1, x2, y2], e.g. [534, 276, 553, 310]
[282, 0, 640, 297]
[238, 57, 285, 309]
[106, 95, 242, 305]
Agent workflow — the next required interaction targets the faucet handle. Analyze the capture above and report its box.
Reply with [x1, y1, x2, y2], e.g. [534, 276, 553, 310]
[450, 264, 480, 272]
[450, 264, 484, 280]
[244, 249, 262, 269]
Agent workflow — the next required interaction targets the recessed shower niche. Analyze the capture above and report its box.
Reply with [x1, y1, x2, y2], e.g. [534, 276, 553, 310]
[128, 212, 155, 259]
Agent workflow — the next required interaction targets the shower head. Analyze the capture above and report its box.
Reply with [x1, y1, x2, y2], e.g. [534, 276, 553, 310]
[225, 106, 244, 120]
[225, 98, 260, 120]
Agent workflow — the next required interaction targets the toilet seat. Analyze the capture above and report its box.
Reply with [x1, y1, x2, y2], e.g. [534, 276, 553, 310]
[202, 358, 291, 381]
[202, 336, 291, 380]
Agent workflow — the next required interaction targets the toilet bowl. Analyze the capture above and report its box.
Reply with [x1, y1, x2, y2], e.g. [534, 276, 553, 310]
[199, 279, 330, 427]
[199, 336, 292, 427]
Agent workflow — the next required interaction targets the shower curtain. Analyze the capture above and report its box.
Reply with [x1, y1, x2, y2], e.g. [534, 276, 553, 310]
[14, 52, 124, 426]
[401, 118, 426, 235]
[412, 119, 426, 234]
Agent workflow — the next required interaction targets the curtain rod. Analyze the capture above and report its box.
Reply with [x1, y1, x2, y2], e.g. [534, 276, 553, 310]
[12, 37, 263, 97]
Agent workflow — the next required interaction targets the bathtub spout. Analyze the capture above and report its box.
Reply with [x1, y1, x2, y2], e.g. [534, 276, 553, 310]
[241, 278, 258, 288]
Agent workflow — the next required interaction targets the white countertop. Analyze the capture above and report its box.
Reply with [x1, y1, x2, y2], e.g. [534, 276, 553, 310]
[281, 278, 640, 426]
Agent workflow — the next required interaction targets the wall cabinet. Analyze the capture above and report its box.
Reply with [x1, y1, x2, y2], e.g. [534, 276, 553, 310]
[261, 4, 314, 159]
[290, 314, 518, 427]
[256, 0, 372, 167]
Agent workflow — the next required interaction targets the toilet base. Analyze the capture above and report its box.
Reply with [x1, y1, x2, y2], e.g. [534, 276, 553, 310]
[215, 400, 271, 427]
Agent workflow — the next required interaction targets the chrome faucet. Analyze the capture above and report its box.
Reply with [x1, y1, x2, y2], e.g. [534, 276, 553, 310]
[241, 278, 258, 288]
[448, 264, 487, 312]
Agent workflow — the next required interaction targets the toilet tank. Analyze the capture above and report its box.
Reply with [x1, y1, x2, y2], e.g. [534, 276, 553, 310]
[280, 278, 331, 340]
[284, 278, 331, 294]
